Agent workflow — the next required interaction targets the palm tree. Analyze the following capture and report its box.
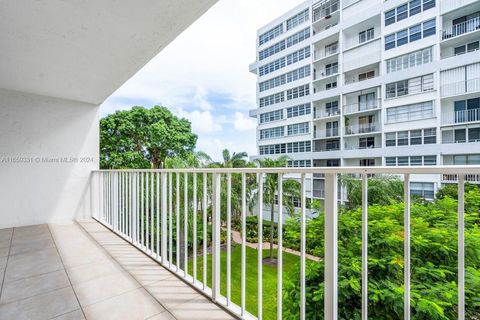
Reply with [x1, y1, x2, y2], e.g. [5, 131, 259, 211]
[254, 156, 301, 261]
[219, 149, 248, 168]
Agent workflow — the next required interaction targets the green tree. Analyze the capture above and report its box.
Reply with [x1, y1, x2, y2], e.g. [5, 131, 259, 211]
[216, 149, 249, 168]
[255, 156, 301, 260]
[100, 106, 197, 169]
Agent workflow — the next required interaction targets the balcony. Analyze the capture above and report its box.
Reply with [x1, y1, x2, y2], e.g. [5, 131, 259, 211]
[442, 173, 480, 183]
[345, 123, 379, 135]
[442, 16, 480, 40]
[314, 65, 339, 81]
[441, 77, 480, 97]
[314, 108, 340, 119]
[314, 45, 338, 61]
[314, 128, 340, 139]
[442, 109, 480, 125]
[343, 99, 381, 115]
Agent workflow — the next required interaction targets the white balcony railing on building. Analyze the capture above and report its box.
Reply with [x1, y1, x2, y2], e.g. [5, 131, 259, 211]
[443, 173, 480, 183]
[314, 66, 339, 80]
[313, 0, 339, 22]
[442, 16, 480, 40]
[343, 99, 381, 115]
[314, 45, 338, 60]
[344, 143, 378, 150]
[345, 122, 379, 135]
[441, 78, 480, 97]
[441, 109, 480, 125]
[90, 166, 479, 320]
[314, 128, 340, 138]
[315, 108, 340, 119]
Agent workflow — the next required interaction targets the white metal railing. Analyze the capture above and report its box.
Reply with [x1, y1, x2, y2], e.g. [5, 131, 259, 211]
[441, 78, 480, 97]
[443, 173, 480, 183]
[315, 108, 340, 119]
[90, 166, 480, 320]
[314, 66, 339, 80]
[314, 128, 340, 138]
[441, 109, 480, 125]
[345, 122, 379, 135]
[442, 16, 480, 40]
[314, 45, 338, 60]
[343, 99, 381, 115]
[313, 0, 339, 22]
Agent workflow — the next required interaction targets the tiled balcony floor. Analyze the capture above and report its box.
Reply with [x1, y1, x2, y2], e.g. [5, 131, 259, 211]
[0, 220, 235, 320]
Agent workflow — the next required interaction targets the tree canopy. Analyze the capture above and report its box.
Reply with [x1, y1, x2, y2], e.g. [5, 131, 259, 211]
[100, 106, 197, 169]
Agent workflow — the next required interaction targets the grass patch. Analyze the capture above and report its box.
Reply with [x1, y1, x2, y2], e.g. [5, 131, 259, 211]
[188, 245, 300, 319]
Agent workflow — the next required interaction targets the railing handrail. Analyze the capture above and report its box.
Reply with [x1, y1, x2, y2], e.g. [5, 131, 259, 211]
[441, 108, 480, 125]
[343, 99, 381, 114]
[92, 166, 480, 174]
[442, 16, 480, 40]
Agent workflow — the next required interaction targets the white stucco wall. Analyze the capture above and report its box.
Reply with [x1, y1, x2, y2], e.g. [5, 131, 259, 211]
[0, 88, 99, 228]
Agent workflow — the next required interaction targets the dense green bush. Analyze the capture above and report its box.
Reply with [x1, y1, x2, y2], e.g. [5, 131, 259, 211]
[283, 189, 480, 319]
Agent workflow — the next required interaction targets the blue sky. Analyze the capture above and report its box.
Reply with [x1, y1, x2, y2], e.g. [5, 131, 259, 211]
[100, 0, 302, 161]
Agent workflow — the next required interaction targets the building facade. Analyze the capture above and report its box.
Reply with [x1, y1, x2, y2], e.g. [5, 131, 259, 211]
[250, 0, 480, 200]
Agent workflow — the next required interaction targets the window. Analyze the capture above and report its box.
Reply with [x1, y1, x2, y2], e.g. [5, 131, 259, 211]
[384, 19, 436, 50]
[326, 139, 340, 150]
[386, 47, 433, 73]
[325, 42, 338, 56]
[287, 84, 309, 100]
[286, 47, 311, 66]
[455, 129, 466, 143]
[259, 57, 286, 77]
[423, 155, 437, 165]
[260, 126, 284, 140]
[286, 141, 311, 153]
[453, 154, 480, 165]
[386, 157, 397, 166]
[259, 92, 284, 108]
[288, 160, 311, 167]
[358, 70, 375, 81]
[386, 74, 433, 98]
[386, 155, 437, 166]
[325, 101, 339, 115]
[410, 130, 422, 145]
[386, 132, 396, 146]
[424, 128, 436, 144]
[410, 156, 423, 165]
[287, 122, 309, 136]
[398, 156, 409, 166]
[326, 81, 337, 90]
[469, 128, 480, 142]
[360, 159, 375, 166]
[286, 28, 310, 48]
[359, 28, 374, 43]
[386, 101, 434, 123]
[259, 40, 286, 60]
[398, 131, 409, 145]
[326, 121, 339, 137]
[259, 110, 283, 124]
[359, 137, 375, 149]
[287, 103, 311, 118]
[411, 182, 434, 199]
[259, 65, 310, 92]
[384, 0, 435, 26]
[286, 9, 309, 30]
[259, 24, 283, 46]
[454, 41, 480, 56]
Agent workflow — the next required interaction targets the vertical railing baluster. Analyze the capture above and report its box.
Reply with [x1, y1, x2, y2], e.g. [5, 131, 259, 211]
[169, 172, 173, 267]
[146, 172, 150, 252]
[212, 173, 221, 301]
[176, 173, 180, 271]
[184, 172, 189, 277]
[458, 174, 465, 320]
[141, 172, 144, 249]
[277, 174, 283, 320]
[300, 174, 306, 320]
[151, 172, 154, 254]
[258, 173, 264, 320]
[156, 172, 160, 258]
[193, 173, 197, 283]
[203, 173, 207, 290]
[133, 173, 137, 244]
[362, 174, 369, 320]
[241, 173, 246, 316]
[227, 173, 232, 305]
[324, 173, 338, 320]
[404, 174, 411, 320]
[161, 172, 168, 264]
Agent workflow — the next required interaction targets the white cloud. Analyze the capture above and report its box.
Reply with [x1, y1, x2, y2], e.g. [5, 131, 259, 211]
[100, 0, 303, 159]
[234, 111, 257, 132]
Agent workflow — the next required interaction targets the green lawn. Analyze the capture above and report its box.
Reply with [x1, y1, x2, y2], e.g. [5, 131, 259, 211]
[188, 245, 301, 320]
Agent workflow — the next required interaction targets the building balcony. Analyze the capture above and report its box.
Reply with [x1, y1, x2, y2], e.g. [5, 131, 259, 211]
[313, 66, 339, 81]
[314, 129, 340, 139]
[343, 99, 381, 115]
[442, 173, 480, 183]
[314, 108, 340, 119]
[344, 123, 380, 135]
[442, 16, 480, 40]
[313, 46, 339, 61]
[441, 77, 480, 97]
[441, 109, 480, 125]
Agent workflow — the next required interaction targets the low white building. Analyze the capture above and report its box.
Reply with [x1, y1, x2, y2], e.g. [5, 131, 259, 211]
[250, 0, 480, 201]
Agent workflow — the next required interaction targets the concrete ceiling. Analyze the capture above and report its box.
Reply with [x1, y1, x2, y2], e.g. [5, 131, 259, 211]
[0, 0, 217, 104]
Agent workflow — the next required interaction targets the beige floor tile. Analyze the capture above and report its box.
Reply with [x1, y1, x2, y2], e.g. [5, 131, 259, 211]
[127, 266, 174, 285]
[0, 287, 79, 320]
[51, 309, 85, 320]
[66, 257, 124, 285]
[9, 238, 55, 256]
[4, 247, 63, 282]
[170, 296, 236, 320]
[0, 246, 9, 258]
[145, 278, 202, 309]
[73, 271, 141, 307]
[147, 311, 176, 320]
[83, 288, 165, 320]
[0, 269, 70, 304]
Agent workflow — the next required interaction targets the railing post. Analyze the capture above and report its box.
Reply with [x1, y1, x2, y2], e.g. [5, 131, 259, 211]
[324, 173, 338, 320]
[161, 172, 168, 265]
[458, 174, 465, 320]
[212, 173, 221, 302]
[404, 174, 411, 320]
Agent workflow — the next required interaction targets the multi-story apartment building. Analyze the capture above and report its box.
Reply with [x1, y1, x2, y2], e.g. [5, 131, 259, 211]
[249, 0, 480, 201]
